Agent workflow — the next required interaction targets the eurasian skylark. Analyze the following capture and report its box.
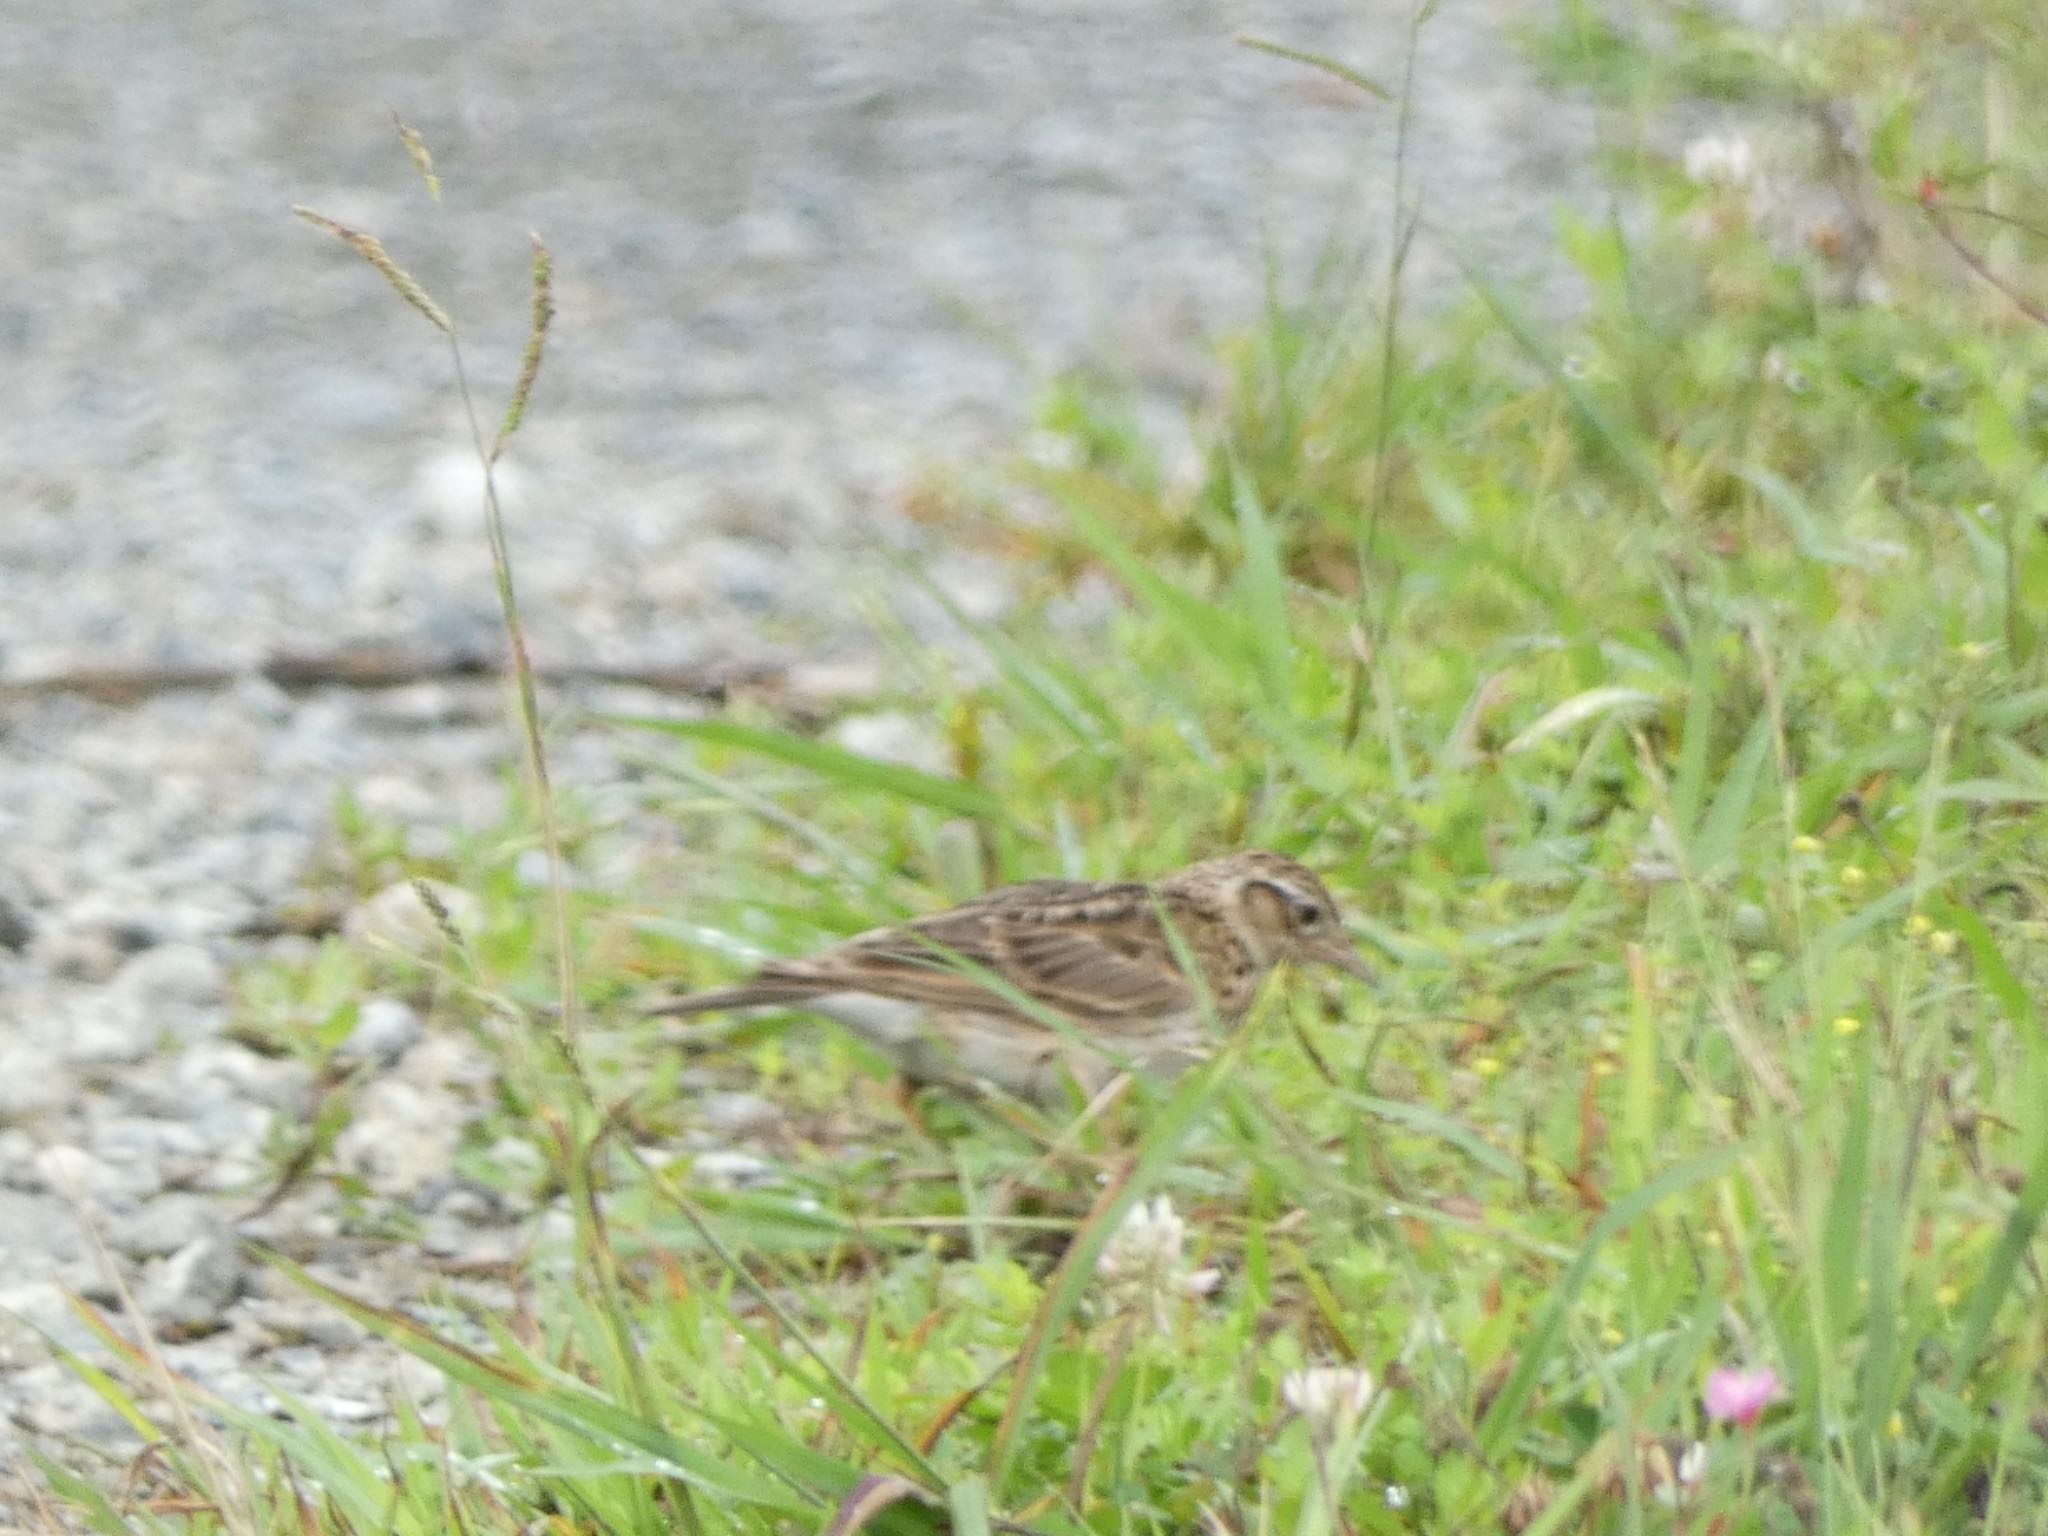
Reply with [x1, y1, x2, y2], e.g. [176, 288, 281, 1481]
[646, 850, 1372, 1104]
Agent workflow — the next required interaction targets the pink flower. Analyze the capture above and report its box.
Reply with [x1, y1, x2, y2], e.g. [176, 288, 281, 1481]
[1703, 1366, 1784, 1427]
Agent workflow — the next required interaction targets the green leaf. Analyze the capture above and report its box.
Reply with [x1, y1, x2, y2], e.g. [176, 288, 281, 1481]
[1938, 902, 2041, 1040]
[1743, 466, 1871, 566]
[1951, 1131, 2048, 1382]
[1690, 709, 1772, 872]
[1868, 95, 1917, 181]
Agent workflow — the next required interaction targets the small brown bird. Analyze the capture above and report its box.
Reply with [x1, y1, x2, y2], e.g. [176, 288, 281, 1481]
[646, 850, 1372, 1105]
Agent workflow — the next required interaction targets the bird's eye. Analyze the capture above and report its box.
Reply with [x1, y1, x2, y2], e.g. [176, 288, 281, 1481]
[1296, 905, 1323, 929]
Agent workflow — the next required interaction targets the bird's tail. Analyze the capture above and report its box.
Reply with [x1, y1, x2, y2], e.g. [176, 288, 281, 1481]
[640, 979, 826, 1018]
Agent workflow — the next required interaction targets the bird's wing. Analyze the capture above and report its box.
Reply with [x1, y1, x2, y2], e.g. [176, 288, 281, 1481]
[763, 890, 1199, 1033]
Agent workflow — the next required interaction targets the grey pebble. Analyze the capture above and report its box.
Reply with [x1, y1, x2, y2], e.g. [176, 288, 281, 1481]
[1, 1362, 138, 1448]
[340, 996, 424, 1064]
[333, 1076, 466, 1199]
[31, 1143, 157, 1206]
[699, 1091, 785, 1140]
[142, 1234, 245, 1331]
[0, 893, 33, 952]
[105, 1193, 219, 1260]
[35, 921, 153, 986]
[419, 1215, 518, 1266]
[687, 1149, 779, 1191]
[0, 1193, 89, 1282]
[165, 1042, 312, 1112]
[0, 1283, 102, 1360]
[110, 942, 227, 1012]
[423, 1184, 500, 1225]
[59, 998, 167, 1067]
[0, 1132, 38, 1188]
[252, 1302, 370, 1354]
[306, 1394, 387, 1424]
[0, 1045, 71, 1119]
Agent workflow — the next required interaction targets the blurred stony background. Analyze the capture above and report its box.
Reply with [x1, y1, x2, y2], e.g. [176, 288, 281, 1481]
[0, 0, 1599, 1492]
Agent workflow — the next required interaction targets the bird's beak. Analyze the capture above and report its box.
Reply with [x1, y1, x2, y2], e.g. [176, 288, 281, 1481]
[1319, 934, 1377, 982]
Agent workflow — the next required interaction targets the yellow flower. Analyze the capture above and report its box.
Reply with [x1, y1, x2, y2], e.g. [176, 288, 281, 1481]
[1930, 930, 1959, 957]
[1904, 913, 1934, 939]
[1791, 834, 1824, 855]
[1888, 1411, 1906, 1439]
[1936, 1283, 1959, 1309]
[1473, 1056, 1504, 1078]
[1833, 1015, 1863, 1038]
[1839, 865, 1869, 891]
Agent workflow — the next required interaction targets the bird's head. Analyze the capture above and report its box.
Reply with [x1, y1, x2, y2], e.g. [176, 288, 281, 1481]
[1171, 850, 1375, 981]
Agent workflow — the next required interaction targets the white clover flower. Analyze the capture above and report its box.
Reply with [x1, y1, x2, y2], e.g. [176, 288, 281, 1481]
[1282, 1365, 1376, 1437]
[1682, 132, 1755, 189]
[1383, 1483, 1411, 1509]
[1096, 1195, 1218, 1329]
[1654, 1441, 1710, 1508]
[1678, 1441, 1708, 1488]
[1099, 1195, 1185, 1278]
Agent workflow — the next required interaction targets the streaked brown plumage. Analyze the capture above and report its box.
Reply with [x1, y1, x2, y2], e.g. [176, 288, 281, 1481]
[646, 850, 1372, 1104]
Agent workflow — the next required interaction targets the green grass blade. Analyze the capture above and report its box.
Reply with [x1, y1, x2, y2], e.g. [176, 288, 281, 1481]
[1039, 476, 1258, 673]
[1235, 35, 1392, 100]
[619, 717, 1015, 826]
[1228, 452, 1294, 707]
[946, 1474, 995, 1536]
[1476, 1138, 1753, 1457]
[24, 1450, 150, 1536]
[1669, 623, 1722, 835]
[1451, 246, 1666, 505]
[1951, 1133, 2048, 1382]
[1690, 708, 1771, 872]
[1822, 1031, 1872, 1350]
[1342, 1091, 1522, 1181]
[984, 1058, 1231, 1496]
[253, 1248, 817, 1516]
[1502, 686, 1661, 755]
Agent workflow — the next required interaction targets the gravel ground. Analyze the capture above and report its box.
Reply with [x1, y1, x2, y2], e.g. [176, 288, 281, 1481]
[0, 0, 1603, 1503]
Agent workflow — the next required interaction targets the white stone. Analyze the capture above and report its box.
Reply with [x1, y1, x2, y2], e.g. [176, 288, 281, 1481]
[340, 996, 424, 1063]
